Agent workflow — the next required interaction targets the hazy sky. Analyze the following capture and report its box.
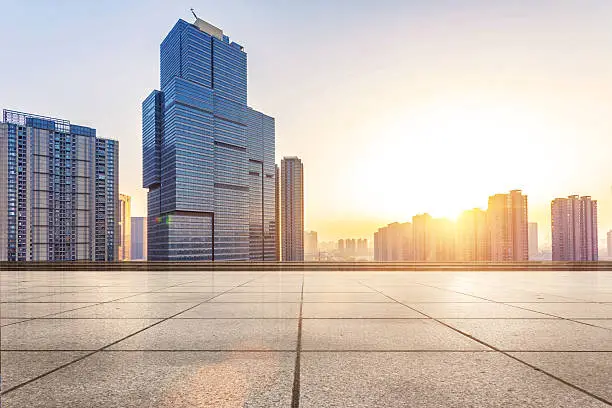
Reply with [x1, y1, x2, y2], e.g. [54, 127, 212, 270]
[2, 0, 612, 243]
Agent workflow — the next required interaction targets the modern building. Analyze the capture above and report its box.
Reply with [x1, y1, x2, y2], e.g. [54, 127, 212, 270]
[607, 230, 612, 258]
[456, 209, 489, 261]
[304, 230, 318, 261]
[551, 195, 598, 261]
[275, 164, 281, 261]
[413, 214, 436, 261]
[142, 17, 276, 261]
[118, 194, 131, 261]
[357, 238, 368, 256]
[0, 109, 118, 261]
[374, 222, 413, 261]
[130, 216, 147, 261]
[528, 222, 538, 260]
[281, 156, 304, 261]
[487, 190, 528, 262]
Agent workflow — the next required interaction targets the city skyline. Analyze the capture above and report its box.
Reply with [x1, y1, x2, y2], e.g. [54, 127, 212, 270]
[2, 1, 612, 242]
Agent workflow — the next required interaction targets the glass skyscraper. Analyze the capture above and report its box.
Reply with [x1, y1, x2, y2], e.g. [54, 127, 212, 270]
[0, 109, 118, 261]
[143, 17, 276, 261]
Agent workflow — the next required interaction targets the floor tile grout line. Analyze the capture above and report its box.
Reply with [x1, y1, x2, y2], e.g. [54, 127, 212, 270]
[0, 274, 267, 396]
[0, 280, 202, 328]
[3, 349, 612, 353]
[411, 282, 612, 331]
[358, 281, 612, 407]
[291, 274, 305, 408]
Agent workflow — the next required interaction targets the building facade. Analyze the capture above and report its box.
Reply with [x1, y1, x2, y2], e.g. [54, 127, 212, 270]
[130, 216, 147, 260]
[374, 222, 412, 261]
[304, 230, 318, 261]
[0, 109, 118, 261]
[487, 190, 528, 262]
[118, 194, 131, 261]
[551, 195, 598, 261]
[143, 17, 276, 261]
[281, 156, 304, 261]
[528, 222, 538, 259]
[456, 209, 490, 261]
[607, 230, 612, 258]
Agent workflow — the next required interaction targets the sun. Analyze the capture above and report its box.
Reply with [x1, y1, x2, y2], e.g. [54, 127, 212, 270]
[348, 95, 557, 222]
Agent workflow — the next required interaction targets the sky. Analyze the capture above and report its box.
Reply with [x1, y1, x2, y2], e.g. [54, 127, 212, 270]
[2, 0, 612, 245]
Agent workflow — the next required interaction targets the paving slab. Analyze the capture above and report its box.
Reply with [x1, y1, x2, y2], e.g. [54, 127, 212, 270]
[209, 292, 302, 303]
[302, 302, 426, 318]
[509, 303, 612, 319]
[509, 352, 612, 402]
[1, 318, 160, 350]
[300, 352, 609, 407]
[0, 302, 97, 318]
[110, 319, 298, 351]
[0, 351, 294, 408]
[0, 351, 88, 391]
[301, 319, 486, 350]
[407, 302, 551, 318]
[178, 302, 300, 319]
[51, 302, 200, 319]
[441, 319, 612, 351]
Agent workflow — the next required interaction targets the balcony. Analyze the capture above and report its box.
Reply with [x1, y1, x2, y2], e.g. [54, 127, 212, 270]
[0, 265, 611, 407]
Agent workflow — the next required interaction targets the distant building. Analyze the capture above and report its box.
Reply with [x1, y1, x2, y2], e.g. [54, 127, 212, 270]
[357, 238, 368, 256]
[608, 230, 612, 258]
[551, 195, 598, 261]
[346, 238, 356, 256]
[488, 190, 528, 262]
[275, 164, 281, 261]
[304, 230, 318, 261]
[131, 217, 147, 261]
[413, 214, 436, 261]
[119, 194, 131, 261]
[281, 157, 304, 261]
[337, 239, 345, 254]
[374, 222, 412, 261]
[0, 109, 118, 261]
[456, 209, 489, 261]
[528, 222, 538, 260]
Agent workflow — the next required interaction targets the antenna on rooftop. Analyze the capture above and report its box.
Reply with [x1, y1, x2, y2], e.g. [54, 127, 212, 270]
[190, 8, 199, 20]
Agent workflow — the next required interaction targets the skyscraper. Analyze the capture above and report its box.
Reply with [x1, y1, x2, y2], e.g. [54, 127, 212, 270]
[374, 222, 412, 261]
[487, 190, 528, 262]
[456, 209, 490, 261]
[528, 222, 538, 259]
[607, 230, 612, 258]
[130, 216, 148, 261]
[281, 156, 304, 261]
[413, 214, 436, 261]
[551, 195, 598, 261]
[0, 109, 118, 261]
[275, 164, 281, 261]
[118, 194, 131, 261]
[143, 17, 275, 261]
[304, 230, 318, 261]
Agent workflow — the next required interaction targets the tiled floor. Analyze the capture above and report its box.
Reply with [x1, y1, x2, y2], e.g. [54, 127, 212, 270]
[1, 270, 612, 407]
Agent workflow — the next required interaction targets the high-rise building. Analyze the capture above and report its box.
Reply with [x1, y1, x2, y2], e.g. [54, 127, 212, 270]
[337, 239, 345, 254]
[275, 164, 281, 261]
[528, 222, 538, 259]
[374, 222, 412, 261]
[456, 209, 489, 261]
[130, 216, 148, 261]
[0, 109, 118, 261]
[142, 17, 275, 260]
[551, 195, 598, 261]
[487, 190, 528, 262]
[304, 230, 318, 261]
[118, 194, 131, 261]
[281, 156, 304, 261]
[413, 214, 436, 261]
[357, 238, 368, 256]
[607, 230, 612, 258]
